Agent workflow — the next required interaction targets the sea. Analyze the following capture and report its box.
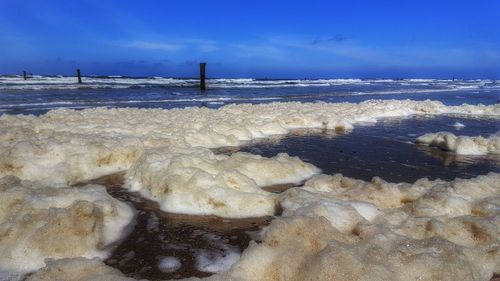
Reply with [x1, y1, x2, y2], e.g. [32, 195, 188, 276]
[0, 75, 499, 115]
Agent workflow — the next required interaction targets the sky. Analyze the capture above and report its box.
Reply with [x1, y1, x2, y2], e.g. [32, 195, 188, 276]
[0, 0, 499, 78]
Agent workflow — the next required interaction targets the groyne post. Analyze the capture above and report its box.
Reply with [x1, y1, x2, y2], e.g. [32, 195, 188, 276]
[76, 69, 82, 84]
[23, 71, 27, 80]
[200, 63, 206, 91]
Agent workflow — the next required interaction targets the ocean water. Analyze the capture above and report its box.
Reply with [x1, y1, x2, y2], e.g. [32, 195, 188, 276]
[0, 76, 499, 115]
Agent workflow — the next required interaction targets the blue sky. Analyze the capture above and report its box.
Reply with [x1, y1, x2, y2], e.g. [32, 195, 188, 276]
[1, 0, 499, 78]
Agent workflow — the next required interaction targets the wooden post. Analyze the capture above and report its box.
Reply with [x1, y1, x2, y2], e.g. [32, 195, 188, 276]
[200, 63, 206, 91]
[23, 71, 27, 80]
[76, 69, 82, 84]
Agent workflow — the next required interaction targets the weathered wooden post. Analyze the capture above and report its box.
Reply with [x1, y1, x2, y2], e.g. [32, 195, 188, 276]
[76, 69, 82, 84]
[23, 71, 27, 80]
[200, 63, 206, 91]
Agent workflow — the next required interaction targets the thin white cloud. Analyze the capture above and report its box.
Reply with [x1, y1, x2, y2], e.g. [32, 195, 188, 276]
[111, 39, 220, 53]
[262, 35, 500, 67]
[182, 39, 219, 53]
[230, 43, 285, 59]
[125, 40, 185, 51]
[198, 44, 219, 52]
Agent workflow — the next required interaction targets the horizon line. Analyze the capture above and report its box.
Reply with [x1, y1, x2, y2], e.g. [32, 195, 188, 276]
[1, 73, 498, 81]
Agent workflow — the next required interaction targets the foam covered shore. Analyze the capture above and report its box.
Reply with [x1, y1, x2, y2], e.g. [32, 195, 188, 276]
[1, 99, 498, 186]
[0, 176, 134, 278]
[416, 132, 500, 155]
[0, 99, 499, 279]
[1, 100, 498, 217]
[26, 173, 500, 281]
[125, 149, 319, 217]
[211, 173, 500, 281]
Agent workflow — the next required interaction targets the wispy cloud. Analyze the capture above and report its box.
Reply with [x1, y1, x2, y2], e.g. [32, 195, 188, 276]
[111, 39, 220, 53]
[182, 39, 219, 53]
[230, 43, 285, 60]
[124, 40, 185, 51]
[311, 34, 348, 45]
[198, 44, 219, 52]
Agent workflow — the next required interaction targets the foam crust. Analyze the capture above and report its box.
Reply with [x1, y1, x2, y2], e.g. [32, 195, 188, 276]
[1, 100, 498, 186]
[203, 173, 500, 281]
[416, 131, 500, 155]
[25, 258, 135, 281]
[125, 148, 318, 217]
[0, 177, 135, 275]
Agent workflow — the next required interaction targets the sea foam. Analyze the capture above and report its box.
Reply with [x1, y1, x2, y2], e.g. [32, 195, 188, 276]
[416, 131, 500, 155]
[1, 99, 500, 280]
[0, 177, 135, 276]
[1, 100, 498, 187]
[209, 173, 500, 281]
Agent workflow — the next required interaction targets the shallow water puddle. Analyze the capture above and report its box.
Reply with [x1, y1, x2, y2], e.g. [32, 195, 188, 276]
[76, 174, 272, 280]
[233, 115, 500, 182]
